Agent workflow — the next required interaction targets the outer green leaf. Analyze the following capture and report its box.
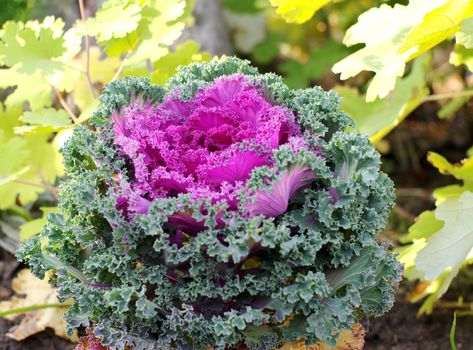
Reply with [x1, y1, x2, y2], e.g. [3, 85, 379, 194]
[269, 0, 331, 24]
[399, 0, 473, 60]
[415, 191, 473, 294]
[81, 0, 142, 42]
[150, 41, 210, 85]
[428, 152, 473, 180]
[456, 17, 473, 48]
[333, 0, 445, 102]
[335, 55, 429, 142]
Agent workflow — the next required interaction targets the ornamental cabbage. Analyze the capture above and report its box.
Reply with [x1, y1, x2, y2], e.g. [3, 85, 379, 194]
[18, 58, 401, 350]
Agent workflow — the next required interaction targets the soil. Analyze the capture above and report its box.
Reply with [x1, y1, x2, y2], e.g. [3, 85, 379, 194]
[0, 319, 74, 350]
[366, 296, 473, 350]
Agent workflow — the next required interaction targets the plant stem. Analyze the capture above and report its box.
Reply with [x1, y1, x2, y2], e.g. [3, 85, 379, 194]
[54, 89, 78, 123]
[112, 53, 128, 82]
[13, 179, 59, 200]
[78, 0, 97, 99]
[422, 90, 473, 102]
[0, 303, 71, 318]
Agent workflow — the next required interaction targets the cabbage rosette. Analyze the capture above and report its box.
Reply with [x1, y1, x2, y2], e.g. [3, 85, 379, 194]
[18, 58, 402, 350]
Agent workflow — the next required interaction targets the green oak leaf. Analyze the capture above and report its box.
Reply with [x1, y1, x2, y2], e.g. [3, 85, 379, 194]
[15, 109, 72, 135]
[99, 0, 187, 66]
[450, 44, 473, 71]
[80, 0, 142, 42]
[0, 17, 66, 76]
[151, 41, 210, 85]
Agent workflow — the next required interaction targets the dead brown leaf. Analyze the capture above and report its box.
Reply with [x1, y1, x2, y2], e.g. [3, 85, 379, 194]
[278, 323, 366, 350]
[0, 269, 78, 342]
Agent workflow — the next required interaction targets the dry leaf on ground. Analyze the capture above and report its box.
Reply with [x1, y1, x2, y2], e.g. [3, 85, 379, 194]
[279, 323, 366, 350]
[0, 269, 77, 342]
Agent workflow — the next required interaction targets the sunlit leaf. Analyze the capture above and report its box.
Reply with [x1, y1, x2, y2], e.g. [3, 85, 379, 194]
[76, 99, 100, 124]
[0, 17, 66, 76]
[100, 0, 187, 66]
[399, 0, 473, 60]
[0, 68, 52, 110]
[428, 152, 473, 180]
[0, 103, 23, 140]
[333, 0, 447, 101]
[402, 211, 445, 243]
[269, 0, 331, 24]
[71, 47, 121, 109]
[415, 191, 473, 295]
[335, 55, 429, 142]
[80, 0, 142, 41]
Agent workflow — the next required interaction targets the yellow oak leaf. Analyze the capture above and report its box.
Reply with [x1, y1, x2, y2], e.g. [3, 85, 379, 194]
[278, 323, 365, 350]
[0, 269, 77, 342]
